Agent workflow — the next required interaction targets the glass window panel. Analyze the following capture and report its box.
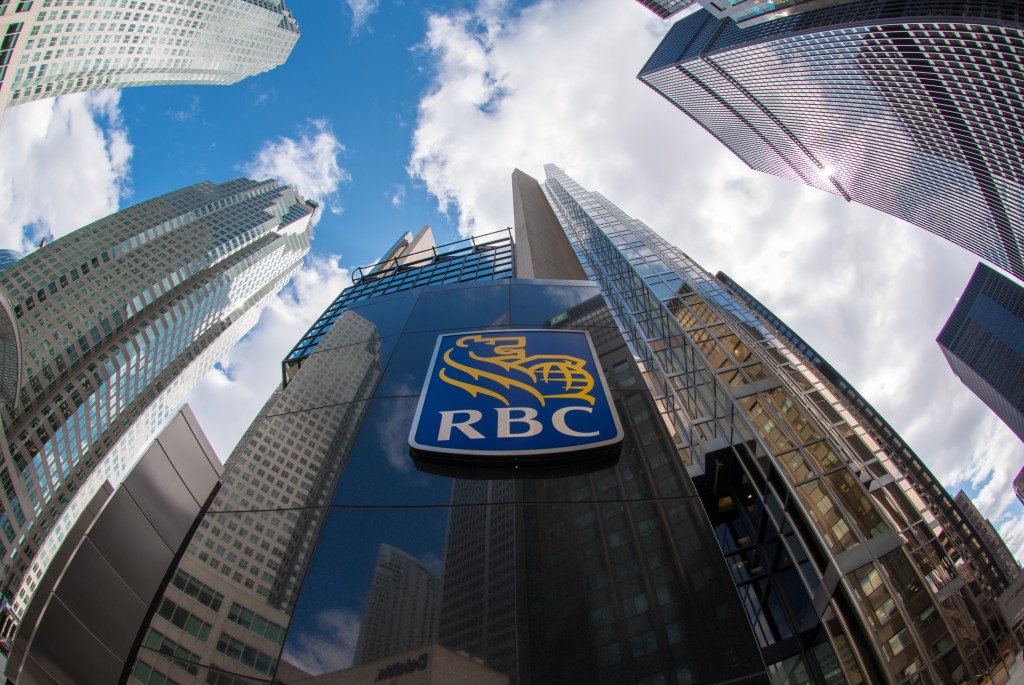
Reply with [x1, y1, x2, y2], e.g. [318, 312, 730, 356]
[404, 283, 511, 332]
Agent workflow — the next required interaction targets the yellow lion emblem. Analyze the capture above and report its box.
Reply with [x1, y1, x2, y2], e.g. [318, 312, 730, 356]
[439, 334, 596, 407]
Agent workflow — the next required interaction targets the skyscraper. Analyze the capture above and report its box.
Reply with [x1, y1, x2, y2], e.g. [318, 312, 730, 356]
[129, 223, 768, 685]
[717, 269, 1018, 658]
[353, 544, 441, 666]
[0, 178, 314, 618]
[953, 491, 1022, 589]
[540, 163, 1004, 682]
[0, 0, 300, 124]
[938, 262, 1024, 444]
[639, 2, 1024, 280]
[121, 165, 1015, 685]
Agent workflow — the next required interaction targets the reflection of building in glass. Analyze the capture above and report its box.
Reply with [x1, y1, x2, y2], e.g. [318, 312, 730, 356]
[0, 0, 300, 124]
[438, 479, 517, 676]
[639, 4, 1024, 280]
[354, 544, 440, 666]
[129, 217, 768, 684]
[123, 165, 1024, 685]
[954, 492, 1022, 590]
[938, 263, 1024, 443]
[0, 178, 314, 620]
[131, 229, 518, 683]
[134, 310, 382, 683]
[541, 163, 1010, 682]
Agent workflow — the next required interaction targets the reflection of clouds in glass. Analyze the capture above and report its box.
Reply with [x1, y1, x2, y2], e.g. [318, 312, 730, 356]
[418, 551, 443, 577]
[281, 608, 361, 675]
[380, 400, 416, 472]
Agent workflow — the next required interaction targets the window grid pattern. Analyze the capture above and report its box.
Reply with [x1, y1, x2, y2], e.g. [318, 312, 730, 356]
[1, 178, 313, 617]
[282, 230, 513, 379]
[0, 0, 299, 121]
[939, 262, 1024, 445]
[720, 269, 1021, 604]
[640, 2, 1024, 280]
[542, 164, 986, 684]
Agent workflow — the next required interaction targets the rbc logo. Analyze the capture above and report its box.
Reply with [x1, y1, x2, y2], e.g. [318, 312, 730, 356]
[409, 330, 623, 464]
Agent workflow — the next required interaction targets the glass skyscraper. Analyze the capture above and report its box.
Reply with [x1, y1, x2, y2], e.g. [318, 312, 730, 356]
[0, 0, 300, 123]
[129, 223, 768, 685]
[120, 166, 1018, 685]
[541, 163, 1011, 683]
[0, 178, 315, 618]
[938, 262, 1024, 445]
[638, 1, 1024, 280]
[717, 269, 1019, 668]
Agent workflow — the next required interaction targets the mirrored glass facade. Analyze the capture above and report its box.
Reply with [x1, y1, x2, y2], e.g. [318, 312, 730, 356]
[719, 269, 1021, 664]
[540, 164, 1013, 683]
[131, 230, 768, 685]
[639, 1, 1024, 280]
[0, 178, 314, 619]
[938, 262, 1024, 445]
[125, 165, 1022, 685]
[635, 0, 697, 19]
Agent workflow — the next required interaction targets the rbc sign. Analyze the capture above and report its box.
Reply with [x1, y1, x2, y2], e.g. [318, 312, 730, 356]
[409, 330, 623, 464]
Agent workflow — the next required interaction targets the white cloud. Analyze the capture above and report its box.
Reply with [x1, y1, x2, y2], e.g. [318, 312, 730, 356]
[0, 90, 132, 251]
[242, 118, 350, 218]
[166, 94, 201, 121]
[408, 0, 1024, 557]
[281, 608, 361, 675]
[345, 0, 380, 36]
[389, 184, 406, 207]
[185, 254, 352, 458]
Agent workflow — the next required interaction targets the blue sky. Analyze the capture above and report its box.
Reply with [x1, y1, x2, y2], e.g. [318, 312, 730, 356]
[0, 0, 1021, 565]
[121, 0, 484, 263]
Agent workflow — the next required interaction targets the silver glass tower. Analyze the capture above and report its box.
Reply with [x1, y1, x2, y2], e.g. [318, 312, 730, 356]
[0, 178, 314, 618]
[639, 2, 1024, 280]
[0, 0, 300, 124]
[540, 163, 1009, 683]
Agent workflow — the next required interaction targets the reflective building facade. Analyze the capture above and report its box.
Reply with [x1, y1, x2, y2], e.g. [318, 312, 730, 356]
[639, 2, 1024, 280]
[123, 165, 1017, 685]
[540, 163, 1010, 683]
[635, 0, 697, 19]
[635, 0, 862, 27]
[718, 269, 1020, 669]
[938, 262, 1024, 444]
[130, 225, 769, 684]
[0, 0, 299, 123]
[0, 178, 314, 619]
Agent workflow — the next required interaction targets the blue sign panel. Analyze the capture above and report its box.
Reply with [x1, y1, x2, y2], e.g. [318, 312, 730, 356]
[409, 329, 623, 463]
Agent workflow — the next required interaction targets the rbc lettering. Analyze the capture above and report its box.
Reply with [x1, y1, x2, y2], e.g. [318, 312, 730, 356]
[437, 406, 599, 441]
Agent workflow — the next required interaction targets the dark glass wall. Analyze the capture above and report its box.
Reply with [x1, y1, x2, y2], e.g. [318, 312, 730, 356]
[132, 279, 768, 685]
